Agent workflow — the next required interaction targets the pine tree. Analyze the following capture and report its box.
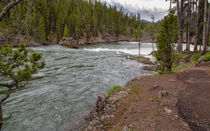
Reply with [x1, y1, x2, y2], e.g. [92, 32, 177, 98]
[0, 44, 45, 130]
[63, 24, 70, 37]
[155, 11, 179, 73]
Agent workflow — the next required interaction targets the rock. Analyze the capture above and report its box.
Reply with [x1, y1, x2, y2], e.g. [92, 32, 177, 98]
[59, 37, 79, 49]
[198, 56, 205, 63]
[142, 66, 155, 71]
[127, 56, 154, 65]
[138, 59, 154, 65]
[158, 90, 169, 99]
[168, 79, 176, 82]
[85, 88, 130, 130]
[164, 107, 172, 114]
[123, 123, 136, 131]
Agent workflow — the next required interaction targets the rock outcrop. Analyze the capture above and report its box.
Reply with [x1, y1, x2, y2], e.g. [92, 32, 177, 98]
[85, 88, 130, 131]
[126, 56, 154, 65]
[59, 37, 79, 49]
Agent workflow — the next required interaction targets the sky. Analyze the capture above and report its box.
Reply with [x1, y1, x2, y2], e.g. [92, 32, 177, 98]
[101, 0, 172, 22]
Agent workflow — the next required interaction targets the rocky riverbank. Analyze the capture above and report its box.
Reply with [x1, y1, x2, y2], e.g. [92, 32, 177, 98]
[0, 33, 136, 48]
[84, 64, 210, 131]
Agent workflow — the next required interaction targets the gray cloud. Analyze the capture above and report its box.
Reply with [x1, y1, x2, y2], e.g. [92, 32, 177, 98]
[101, 0, 169, 22]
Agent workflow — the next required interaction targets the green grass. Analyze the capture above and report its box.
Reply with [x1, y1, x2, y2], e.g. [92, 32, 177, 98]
[108, 86, 122, 95]
[191, 53, 201, 63]
[203, 52, 210, 61]
[172, 66, 192, 72]
[139, 56, 150, 60]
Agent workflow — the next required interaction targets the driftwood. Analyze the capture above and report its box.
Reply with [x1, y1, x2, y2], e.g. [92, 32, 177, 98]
[0, 0, 23, 22]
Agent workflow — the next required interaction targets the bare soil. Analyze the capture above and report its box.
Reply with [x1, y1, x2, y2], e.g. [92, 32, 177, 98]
[101, 66, 210, 131]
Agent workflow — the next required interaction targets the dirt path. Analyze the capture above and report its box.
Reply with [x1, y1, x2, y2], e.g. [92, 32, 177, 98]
[101, 66, 210, 131]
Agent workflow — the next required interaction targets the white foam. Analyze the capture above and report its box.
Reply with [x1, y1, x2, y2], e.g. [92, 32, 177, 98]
[83, 48, 139, 55]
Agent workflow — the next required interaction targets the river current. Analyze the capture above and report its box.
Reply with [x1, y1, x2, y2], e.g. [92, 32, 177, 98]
[2, 42, 156, 131]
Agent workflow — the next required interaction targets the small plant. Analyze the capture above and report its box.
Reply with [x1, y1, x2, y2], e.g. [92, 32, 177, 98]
[191, 53, 201, 63]
[203, 52, 210, 61]
[131, 86, 141, 94]
[107, 86, 122, 95]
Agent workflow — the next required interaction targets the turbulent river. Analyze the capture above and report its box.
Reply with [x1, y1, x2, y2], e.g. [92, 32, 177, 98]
[2, 42, 156, 131]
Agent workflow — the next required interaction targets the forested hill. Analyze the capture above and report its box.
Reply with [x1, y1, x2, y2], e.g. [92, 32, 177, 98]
[0, 0, 160, 45]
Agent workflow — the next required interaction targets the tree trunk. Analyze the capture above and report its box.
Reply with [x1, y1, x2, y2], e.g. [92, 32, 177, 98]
[138, 41, 141, 57]
[177, 0, 184, 53]
[0, 0, 23, 22]
[194, 0, 199, 51]
[0, 104, 2, 131]
[206, 4, 210, 49]
[202, 0, 208, 55]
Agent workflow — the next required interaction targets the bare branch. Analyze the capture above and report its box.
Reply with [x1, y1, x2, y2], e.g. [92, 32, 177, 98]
[0, 0, 24, 22]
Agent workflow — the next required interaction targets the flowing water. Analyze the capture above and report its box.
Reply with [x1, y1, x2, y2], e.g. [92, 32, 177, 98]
[1, 42, 156, 131]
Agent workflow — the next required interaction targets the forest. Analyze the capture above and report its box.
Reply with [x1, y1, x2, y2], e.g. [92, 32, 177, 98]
[0, 0, 162, 45]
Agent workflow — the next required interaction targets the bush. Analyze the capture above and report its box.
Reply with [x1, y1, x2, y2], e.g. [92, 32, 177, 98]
[108, 86, 122, 95]
[191, 53, 201, 63]
[203, 52, 210, 61]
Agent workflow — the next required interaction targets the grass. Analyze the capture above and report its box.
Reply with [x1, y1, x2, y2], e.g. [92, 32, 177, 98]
[191, 53, 201, 63]
[131, 86, 141, 94]
[139, 56, 150, 60]
[172, 66, 192, 72]
[107, 86, 122, 95]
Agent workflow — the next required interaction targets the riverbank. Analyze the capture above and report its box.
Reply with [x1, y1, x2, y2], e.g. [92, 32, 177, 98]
[0, 33, 136, 48]
[85, 63, 210, 131]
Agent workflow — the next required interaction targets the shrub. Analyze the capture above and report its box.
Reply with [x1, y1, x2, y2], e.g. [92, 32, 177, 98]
[191, 53, 201, 63]
[108, 86, 122, 95]
[203, 52, 210, 61]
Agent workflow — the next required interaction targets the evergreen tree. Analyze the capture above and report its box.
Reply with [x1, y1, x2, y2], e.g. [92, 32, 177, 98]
[0, 44, 45, 130]
[63, 24, 70, 37]
[155, 11, 179, 73]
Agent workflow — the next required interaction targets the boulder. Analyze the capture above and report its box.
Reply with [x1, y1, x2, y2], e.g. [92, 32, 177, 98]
[142, 66, 155, 71]
[59, 37, 79, 49]
[198, 56, 205, 63]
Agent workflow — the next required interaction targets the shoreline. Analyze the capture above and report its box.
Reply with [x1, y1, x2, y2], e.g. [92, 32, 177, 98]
[0, 33, 140, 48]
[84, 64, 210, 131]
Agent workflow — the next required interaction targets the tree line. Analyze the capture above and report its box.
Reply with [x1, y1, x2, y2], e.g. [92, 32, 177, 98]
[0, 0, 150, 43]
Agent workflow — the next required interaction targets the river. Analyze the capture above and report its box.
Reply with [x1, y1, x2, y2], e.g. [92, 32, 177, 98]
[2, 42, 155, 131]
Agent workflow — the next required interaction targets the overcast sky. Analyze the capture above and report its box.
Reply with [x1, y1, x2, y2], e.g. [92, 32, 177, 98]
[101, 0, 171, 22]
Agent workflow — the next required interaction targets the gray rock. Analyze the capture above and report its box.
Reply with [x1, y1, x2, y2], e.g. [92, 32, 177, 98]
[59, 37, 79, 48]
[198, 56, 205, 63]
[164, 107, 172, 114]
[142, 66, 155, 71]
[158, 90, 169, 99]
[85, 88, 130, 130]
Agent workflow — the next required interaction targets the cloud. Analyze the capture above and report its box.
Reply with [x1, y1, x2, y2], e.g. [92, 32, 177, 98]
[101, 0, 171, 22]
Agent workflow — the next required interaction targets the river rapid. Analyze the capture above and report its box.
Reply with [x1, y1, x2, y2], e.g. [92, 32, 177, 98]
[2, 42, 156, 131]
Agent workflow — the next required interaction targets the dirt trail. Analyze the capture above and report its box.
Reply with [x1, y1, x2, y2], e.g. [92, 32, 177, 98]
[101, 66, 210, 131]
[177, 67, 210, 131]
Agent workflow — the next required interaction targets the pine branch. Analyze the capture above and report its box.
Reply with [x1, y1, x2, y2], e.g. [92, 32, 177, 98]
[0, 0, 24, 22]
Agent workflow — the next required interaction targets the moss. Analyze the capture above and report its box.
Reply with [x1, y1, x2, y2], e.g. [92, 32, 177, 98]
[172, 66, 192, 72]
[191, 53, 201, 63]
[203, 52, 210, 61]
[107, 86, 122, 95]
